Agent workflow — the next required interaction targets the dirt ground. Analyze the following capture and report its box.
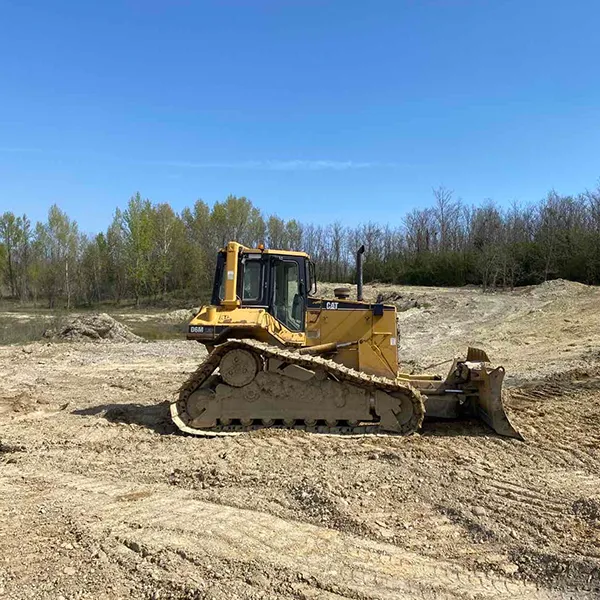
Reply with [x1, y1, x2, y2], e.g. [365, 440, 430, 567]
[1, 280, 599, 599]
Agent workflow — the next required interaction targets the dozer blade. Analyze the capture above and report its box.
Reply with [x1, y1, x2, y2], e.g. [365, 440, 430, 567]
[468, 364, 523, 440]
[413, 354, 523, 439]
[466, 346, 491, 363]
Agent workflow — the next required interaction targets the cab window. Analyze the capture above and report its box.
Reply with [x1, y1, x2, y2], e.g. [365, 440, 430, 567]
[272, 259, 303, 331]
[212, 251, 226, 305]
[242, 260, 262, 301]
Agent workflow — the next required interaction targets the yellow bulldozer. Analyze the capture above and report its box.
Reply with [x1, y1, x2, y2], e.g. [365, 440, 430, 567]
[171, 241, 521, 439]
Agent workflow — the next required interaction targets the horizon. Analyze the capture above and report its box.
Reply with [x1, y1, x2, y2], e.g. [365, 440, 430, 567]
[4, 180, 600, 240]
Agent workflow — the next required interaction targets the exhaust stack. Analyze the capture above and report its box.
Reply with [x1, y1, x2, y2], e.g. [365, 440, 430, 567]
[356, 245, 365, 301]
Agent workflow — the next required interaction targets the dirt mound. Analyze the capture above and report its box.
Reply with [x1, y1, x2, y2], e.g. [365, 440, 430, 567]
[518, 278, 593, 298]
[314, 282, 432, 311]
[45, 313, 144, 343]
[376, 291, 425, 311]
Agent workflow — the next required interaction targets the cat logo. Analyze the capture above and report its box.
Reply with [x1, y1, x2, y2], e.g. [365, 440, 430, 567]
[325, 301, 339, 310]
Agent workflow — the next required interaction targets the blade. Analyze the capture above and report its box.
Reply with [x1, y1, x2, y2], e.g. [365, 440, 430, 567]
[472, 366, 523, 440]
[467, 347, 491, 363]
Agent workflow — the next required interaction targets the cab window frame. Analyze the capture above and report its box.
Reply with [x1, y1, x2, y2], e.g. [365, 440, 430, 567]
[211, 251, 226, 305]
[269, 255, 306, 332]
[238, 253, 268, 307]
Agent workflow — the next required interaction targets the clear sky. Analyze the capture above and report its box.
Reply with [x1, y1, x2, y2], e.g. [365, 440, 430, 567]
[1, 0, 599, 233]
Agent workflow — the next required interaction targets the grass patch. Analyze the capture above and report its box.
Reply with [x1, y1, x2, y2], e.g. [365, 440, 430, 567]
[124, 319, 187, 341]
[0, 315, 66, 345]
[0, 305, 191, 345]
[0, 314, 187, 344]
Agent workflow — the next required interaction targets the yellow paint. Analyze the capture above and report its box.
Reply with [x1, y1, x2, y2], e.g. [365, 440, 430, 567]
[222, 241, 241, 308]
[190, 305, 305, 347]
[306, 303, 399, 378]
[219, 242, 309, 259]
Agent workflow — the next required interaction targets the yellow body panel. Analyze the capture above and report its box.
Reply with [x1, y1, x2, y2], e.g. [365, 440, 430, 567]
[189, 305, 305, 347]
[190, 302, 398, 378]
[306, 304, 398, 379]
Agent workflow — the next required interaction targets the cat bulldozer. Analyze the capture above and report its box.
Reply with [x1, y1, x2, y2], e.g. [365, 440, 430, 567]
[172, 241, 521, 439]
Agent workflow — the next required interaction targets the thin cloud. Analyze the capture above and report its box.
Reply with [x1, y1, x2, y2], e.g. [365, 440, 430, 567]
[148, 159, 400, 171]
[0, 147, 42, 153]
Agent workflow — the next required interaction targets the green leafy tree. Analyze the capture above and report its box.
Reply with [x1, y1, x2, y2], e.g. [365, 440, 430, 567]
[181, 199, 212, 295]
[267, 215, 286, 249]
[0, 212, 24, 297]
[80, 233, 110, 304]
[36, 205, 79, 308]
[151, 203, 178, 297]
[210, 195, 264, 248]
[106, 209, 128, 303]
[121, 192, 154, 306]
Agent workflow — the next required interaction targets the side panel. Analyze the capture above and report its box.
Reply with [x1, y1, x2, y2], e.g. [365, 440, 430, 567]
[305, 299, 399, 379]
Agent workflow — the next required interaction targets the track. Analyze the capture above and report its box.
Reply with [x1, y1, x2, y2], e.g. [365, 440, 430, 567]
[172, 338, 425, 437]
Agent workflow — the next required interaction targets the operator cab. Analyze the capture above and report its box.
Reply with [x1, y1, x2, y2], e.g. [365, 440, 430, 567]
[212, 249, 317, 331]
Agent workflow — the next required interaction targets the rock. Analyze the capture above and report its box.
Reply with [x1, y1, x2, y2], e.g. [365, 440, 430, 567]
[473, 506, 487, 517]
[246, 573, 270, 588]
[63, 566, 76, 576]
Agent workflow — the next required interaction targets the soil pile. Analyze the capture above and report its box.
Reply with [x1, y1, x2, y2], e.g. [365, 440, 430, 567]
[376, 290, 424, 311]
[518, 278, 593, 298]
[45, 313, 144, 343]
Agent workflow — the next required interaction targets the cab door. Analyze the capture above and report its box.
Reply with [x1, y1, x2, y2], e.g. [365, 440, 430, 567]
[269, 255, 306, 332]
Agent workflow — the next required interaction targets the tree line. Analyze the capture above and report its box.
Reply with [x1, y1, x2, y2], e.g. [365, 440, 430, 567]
[1, 184, 599, 307]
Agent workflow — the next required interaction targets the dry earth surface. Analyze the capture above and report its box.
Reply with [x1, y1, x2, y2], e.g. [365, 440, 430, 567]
[1, 280, 599, 600]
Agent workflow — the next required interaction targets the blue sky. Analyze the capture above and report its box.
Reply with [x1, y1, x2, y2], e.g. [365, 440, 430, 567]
[1, 0, 599, 233]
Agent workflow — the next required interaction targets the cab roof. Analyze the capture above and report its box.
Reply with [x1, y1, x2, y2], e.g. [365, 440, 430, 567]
[223, 242, 310, 259]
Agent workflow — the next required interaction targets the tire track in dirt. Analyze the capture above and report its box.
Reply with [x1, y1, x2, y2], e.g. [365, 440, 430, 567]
[0, 468, 573, 600]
